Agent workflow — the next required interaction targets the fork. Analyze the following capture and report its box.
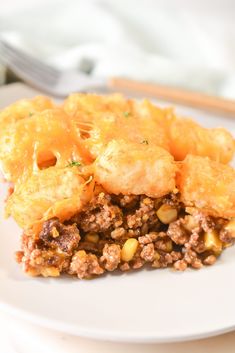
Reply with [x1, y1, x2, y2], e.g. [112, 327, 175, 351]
[1, 38, 235, 117]
[0, 39, 106, 96]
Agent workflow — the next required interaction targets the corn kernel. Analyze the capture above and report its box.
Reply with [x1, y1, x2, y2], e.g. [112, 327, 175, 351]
[143, 198, 151, 205]
[165, 240, 173, 252]
[76, 250, 86, 258]
[204, 230, 222, 255]
[121, 238, 138, 262]
[51, 226, 60, 238]
[154, 251, 160, 260]
[157, 204, 178, 224]
[183, 215, 198, 232]
[224, 219, 235, 238]
[84, 233, 99, 243]
[41, 267, 60, 277]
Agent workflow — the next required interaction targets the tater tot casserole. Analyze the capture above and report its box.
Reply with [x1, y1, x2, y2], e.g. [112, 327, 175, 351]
[0, 94, 235, 279]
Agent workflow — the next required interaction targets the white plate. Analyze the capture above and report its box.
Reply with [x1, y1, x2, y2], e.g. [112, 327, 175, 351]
[0, 84, 235, 343]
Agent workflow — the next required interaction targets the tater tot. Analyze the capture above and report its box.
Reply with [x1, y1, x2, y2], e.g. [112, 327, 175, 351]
[0, 96, 54, 131]
[122, 99, 234, 163]
[6, 167, 93, 229]
[63, 93, 130, 121]
[64, 94, 169, 158]
[64, 94, 235, 163]
[167, 117, 234, 164]
[0, 109, 89, 183]
[85, 113, 169, 158]
[177, 155, 235, 218]
[94, 139, 177, 198]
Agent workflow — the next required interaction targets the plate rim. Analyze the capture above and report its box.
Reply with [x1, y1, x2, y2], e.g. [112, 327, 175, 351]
[0, 299, 235, 343]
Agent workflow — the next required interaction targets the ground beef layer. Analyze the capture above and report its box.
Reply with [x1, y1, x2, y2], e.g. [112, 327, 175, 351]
[16, 192, 235, 279]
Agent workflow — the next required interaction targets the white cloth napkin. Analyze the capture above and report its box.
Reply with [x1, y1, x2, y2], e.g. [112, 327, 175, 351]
[1, 0, 235, 98]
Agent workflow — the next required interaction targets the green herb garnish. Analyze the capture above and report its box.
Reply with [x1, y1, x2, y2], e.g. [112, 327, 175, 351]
[29, 112, 34, 117]
[141, 139, 149, 145]
[123, 111, 131, 117]
[67, 161, 82, 167]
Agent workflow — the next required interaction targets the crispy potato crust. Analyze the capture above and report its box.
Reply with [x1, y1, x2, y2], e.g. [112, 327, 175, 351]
[0, 93, 234, 230]
[178, 155, 235, 218]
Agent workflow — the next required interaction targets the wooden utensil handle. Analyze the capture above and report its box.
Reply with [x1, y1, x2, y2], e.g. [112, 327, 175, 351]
[109, 77, 235, 117]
